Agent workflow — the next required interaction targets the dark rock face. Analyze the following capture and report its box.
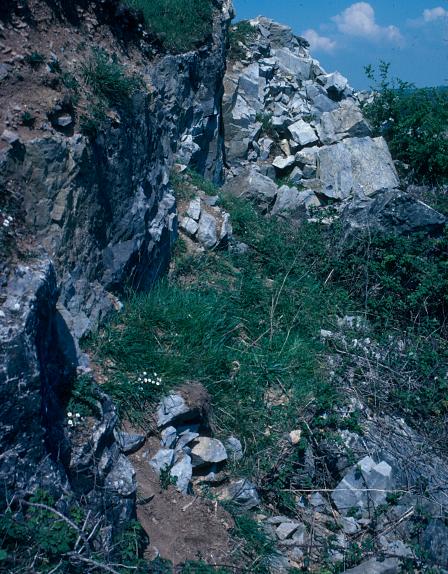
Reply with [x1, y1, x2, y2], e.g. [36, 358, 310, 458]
[0, 0, 232, 540]
[0, 260, 75, 494]
[343, 188, 447, 235]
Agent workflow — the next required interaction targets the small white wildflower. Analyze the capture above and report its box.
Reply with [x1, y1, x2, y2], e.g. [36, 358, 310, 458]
[68, 420, 74, 426]
[75, 413, 80, 418]
[143, 371, 147, 376]
[67, 412, 73, 417]
[144, 378, 148, 383]
[3, 220, 10, 228]
[156, 382, 161, 386]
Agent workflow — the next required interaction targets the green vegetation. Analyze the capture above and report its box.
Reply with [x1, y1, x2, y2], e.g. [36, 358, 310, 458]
[79, 48, 142, 137]
[123, 0, 214, 52]
[363, 62, 448, 185]
[255, 112, 277, 139]
[229, 20, 257, 60]
[0, 488, 150, 573]
[21, 111, 35, 128]
[24, 51, 45, 69]
[81, 48, 142, 108]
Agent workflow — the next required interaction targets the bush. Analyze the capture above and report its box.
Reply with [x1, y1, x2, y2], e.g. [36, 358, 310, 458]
[363, 62, 448, 184]
[123, 0, 214, 52]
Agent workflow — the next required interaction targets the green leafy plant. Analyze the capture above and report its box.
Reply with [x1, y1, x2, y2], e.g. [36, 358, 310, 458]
[123, 0, 214, 52]
[363, 62, 448, 184]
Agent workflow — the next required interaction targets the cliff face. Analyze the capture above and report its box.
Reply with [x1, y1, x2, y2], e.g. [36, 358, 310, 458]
[0, 0, 232, 525]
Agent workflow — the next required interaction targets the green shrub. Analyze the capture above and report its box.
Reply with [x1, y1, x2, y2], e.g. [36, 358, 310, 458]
[363, 62, 448, 184]
[123, 0, 214, 53]
[81, 48, 142, 108]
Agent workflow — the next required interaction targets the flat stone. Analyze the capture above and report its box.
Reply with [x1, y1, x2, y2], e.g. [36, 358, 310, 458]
[105, 454, 136, 497]
[0, 63, 10, 82]
[190, 437, 227, 467]
[276, 521, 300, 540]
[114, 431, 145, 455]
[56, 114, 73, 128]
[272, 155, 295, 171]
[340, 516, 360, 534]
[332, 456, 395, 517]
[344, 557, 400, 574]
[176, 430, 199, 451]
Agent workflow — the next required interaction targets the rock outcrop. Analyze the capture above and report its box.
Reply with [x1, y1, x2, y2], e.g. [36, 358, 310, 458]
[0, 0, 232, 542]
[223, 17, 446, 235]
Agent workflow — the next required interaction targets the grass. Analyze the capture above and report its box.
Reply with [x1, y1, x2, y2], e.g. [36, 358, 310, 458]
[229, 20, 257, 60]
[87, 171, 448, 568]
[81, 48, 142, 108]
[122, 0, 214, 53]
[89, 183, 354, 488]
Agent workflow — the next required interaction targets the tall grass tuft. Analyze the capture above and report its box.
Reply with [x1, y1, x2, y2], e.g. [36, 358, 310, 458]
[123, 0, 214, 53]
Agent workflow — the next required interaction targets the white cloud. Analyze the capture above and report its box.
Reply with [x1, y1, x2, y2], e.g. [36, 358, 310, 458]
[423, 7, 448, 22]
[302, 29, 337, 53]
[333, 2, 403, 43]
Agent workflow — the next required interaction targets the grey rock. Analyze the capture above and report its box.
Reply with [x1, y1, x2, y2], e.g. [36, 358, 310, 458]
[316, 137, 399, 199]
[224, 479, 260, 509]
[56, 114, 73, 128]
[288, 119, 318, 147]
[273, 48, 312, 80]
[271, 186, 319, 217]
[190, 437, 227, 467]
[225, 436, 244, 462]
[288, 166, 303, 185]
[114, 431, 145, 455]
[340, 516, 360, 534]
[332, 456, 395, 516]
[222, 168, 278, 209]
[197, 212, 218, 248]
[177, 134, 200, 165]
[161, 426, 177, 449]
[254, 17, 295, 48]
[220, 212, 233, 243]
[259, 137, 274, 160]
[149, 449, 175, 474]
[157, 394, 191, 428]
[180, 216, 199, 237]
[272, 155, 295, 172]
[321, 71, 350, 101]
[0, 63, 10, 82]
[276, 521, 300, 540]
[343, 188, 446, 236]
[186, 198, 201, 221]
[170, 452, 193, 494]
[309, 492, 329, 512]
[176, 430, 199, 451]
[344, 558, 400, 574]
[422, 519, 448, 567]
[105, 454, 136, 497]
[1, 129, 19, 144]
[317, 100, 371, 145]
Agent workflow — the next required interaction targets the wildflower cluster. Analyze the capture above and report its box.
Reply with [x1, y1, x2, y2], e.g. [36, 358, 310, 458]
[1, 211, 13, 229]
[67, 411, 83, 428]
[136, 371, 162, 391]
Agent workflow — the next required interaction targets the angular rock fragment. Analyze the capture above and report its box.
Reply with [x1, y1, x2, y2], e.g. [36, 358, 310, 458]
[190, 437, 227, 467]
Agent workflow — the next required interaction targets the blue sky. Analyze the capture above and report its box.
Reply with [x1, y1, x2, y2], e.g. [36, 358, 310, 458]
[232, 1, 448, 88]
